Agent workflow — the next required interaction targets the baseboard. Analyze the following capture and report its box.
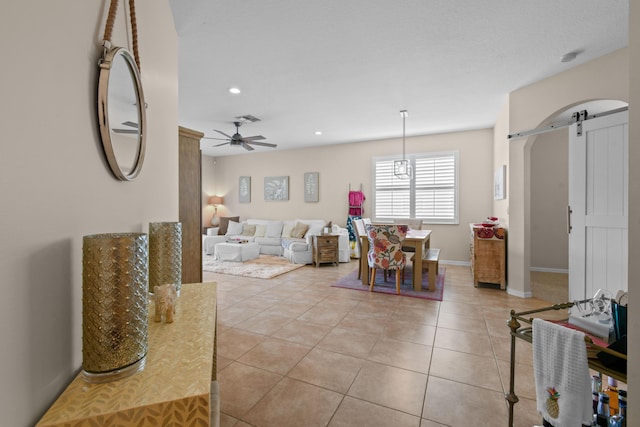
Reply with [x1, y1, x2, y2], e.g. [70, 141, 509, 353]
[507, 287, 533, 298]
[439, 260, 470, 267]
[530, 267, 568, 274]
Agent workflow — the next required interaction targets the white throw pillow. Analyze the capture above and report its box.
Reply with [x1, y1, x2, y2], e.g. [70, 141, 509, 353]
[206, 227, 219, 236]
[254, 224, 267, 237]
[226, 220, 244, 235]
[281, 223, 295, 238]
[265, 221, 284, 238]
[242, 224, 257, 236]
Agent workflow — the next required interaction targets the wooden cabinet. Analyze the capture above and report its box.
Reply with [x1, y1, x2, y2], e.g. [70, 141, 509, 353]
[313, 234, 339, 267]
[470, 224, 506, 289]
[179, 126, 203, 284]
[37, 282, 217, 427]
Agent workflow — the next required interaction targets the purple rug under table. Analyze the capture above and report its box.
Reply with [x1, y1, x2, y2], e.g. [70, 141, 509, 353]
[331, 265, 445, 301]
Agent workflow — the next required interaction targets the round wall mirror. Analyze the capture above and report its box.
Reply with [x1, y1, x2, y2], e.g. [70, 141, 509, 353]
[98, 47, 146, 181]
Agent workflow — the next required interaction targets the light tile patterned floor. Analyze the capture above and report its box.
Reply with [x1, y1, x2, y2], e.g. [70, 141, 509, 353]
[204, 262, 556, 427]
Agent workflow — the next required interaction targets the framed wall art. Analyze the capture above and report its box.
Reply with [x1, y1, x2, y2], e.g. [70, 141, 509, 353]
[494, 165, 506, 200]
[264, 176, 289, 201]
[304, 172, 319, 202]
[239, 176, 251, 203]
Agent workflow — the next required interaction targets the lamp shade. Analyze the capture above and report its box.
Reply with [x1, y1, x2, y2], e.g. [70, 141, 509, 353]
[208, 195, 223, 205]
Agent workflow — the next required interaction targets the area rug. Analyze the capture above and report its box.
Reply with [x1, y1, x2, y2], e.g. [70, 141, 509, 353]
[202, 254, 305, 279]
[331, 265, 445, 301]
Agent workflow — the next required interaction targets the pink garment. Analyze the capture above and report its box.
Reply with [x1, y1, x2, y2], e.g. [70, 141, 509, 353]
[349, 191, 365, 215]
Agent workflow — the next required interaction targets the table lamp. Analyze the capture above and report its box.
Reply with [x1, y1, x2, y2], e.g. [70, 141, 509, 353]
[209, 195, 224, 226]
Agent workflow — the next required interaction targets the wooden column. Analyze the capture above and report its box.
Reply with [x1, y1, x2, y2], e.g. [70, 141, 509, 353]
[178, 126, 203, 284]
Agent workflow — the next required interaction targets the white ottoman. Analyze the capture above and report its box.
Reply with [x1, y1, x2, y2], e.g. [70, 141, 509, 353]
[214, 242, 260, 262]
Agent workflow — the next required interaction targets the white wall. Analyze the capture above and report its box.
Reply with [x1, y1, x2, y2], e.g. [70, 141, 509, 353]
[0, 2, 178, 425]
[203, 128, 494, 263]
[202, 155, 218, 226]
[530, 129, 568, 271]
[493, 100, 510, 226]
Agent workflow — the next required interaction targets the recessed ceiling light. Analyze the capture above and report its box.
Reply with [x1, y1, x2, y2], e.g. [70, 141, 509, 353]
[314, 131, 323, 135]
[229, 87, 241, 94]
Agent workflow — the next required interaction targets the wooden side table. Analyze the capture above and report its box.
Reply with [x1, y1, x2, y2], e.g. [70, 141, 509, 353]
[313, 234, 339, 267]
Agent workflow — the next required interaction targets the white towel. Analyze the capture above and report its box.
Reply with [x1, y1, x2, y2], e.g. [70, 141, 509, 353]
[532, 318, 592, 427]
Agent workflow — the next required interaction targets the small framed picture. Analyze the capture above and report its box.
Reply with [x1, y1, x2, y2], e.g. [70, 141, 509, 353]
[239, 176, 251, 203]
[264, 176, 289, 201]
[304, 172, 319, 202]
[494, 165, 506, 200]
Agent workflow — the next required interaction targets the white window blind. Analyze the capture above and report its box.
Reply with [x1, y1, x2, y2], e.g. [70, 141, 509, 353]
[373, 151, 458, 224]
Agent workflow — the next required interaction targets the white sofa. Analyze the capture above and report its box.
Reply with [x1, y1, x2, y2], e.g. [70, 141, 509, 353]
[203, 218, 350, 265]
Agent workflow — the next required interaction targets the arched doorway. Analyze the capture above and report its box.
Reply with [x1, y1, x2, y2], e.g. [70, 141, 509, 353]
[520, 99, 628, 300]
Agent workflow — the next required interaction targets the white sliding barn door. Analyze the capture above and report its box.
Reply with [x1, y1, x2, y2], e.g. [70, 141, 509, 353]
[568, 111, 628, 302]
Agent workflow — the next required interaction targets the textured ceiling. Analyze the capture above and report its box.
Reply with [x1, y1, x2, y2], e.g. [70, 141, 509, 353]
[168, 0, 628, 157]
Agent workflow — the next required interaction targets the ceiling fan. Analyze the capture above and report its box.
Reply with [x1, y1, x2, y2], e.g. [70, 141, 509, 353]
[112, 121, 139, 134]
[204, 121, 277, 151]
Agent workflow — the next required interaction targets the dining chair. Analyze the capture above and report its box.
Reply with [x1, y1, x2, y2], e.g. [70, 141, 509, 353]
[361, 218, 391, 281]
[352, 219, 366, 279]
[365, 224, 408, 294]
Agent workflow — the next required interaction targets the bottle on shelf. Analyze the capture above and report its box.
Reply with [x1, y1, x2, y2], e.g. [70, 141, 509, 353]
[609, 413, 623, 427]
[592, 375, 603, 414]
[617, 390, 626, 427]
[597, 392, 610, 427]
[604, 377, 619, 415]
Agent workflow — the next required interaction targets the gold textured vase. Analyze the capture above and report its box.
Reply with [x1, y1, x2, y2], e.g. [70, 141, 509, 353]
[82, 233, 149, 383]
[149, 222, 182, 295]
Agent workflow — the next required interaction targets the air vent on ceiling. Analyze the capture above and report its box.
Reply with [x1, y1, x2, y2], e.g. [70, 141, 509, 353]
[235, 114, 261, 123]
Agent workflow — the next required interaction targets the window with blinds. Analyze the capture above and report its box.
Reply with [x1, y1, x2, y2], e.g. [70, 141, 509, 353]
[372, 151, 458, 224]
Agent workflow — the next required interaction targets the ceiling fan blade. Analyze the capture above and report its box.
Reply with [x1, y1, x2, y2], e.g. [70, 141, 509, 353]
[246, 141, 277, 148]
[242, 135, 266, 141]
[214, 129, 233, 138]
[242, 142, 255, 151]
[112, 120, 140, 134]
[122, 121, 139, 128]
[213, 142, 230, 147]
[202, 136, 230, 141]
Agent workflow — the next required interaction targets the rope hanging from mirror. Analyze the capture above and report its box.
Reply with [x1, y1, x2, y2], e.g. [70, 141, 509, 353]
[97, 0, 146, 181]
[102, 0, 141, 71]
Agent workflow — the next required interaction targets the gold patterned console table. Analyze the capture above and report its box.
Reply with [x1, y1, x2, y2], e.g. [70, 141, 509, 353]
[37, 282, 217, 427]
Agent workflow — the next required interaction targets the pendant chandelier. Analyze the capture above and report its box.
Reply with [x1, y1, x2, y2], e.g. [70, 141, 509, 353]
[394, 110, 411, 179]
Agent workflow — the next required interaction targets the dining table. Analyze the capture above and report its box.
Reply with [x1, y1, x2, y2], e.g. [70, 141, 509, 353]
[360, 229, 432, 291]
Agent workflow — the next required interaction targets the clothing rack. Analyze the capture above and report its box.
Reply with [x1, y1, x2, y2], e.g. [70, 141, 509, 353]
[348, 184, 365, 215]
[347, 184, 365, 258]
